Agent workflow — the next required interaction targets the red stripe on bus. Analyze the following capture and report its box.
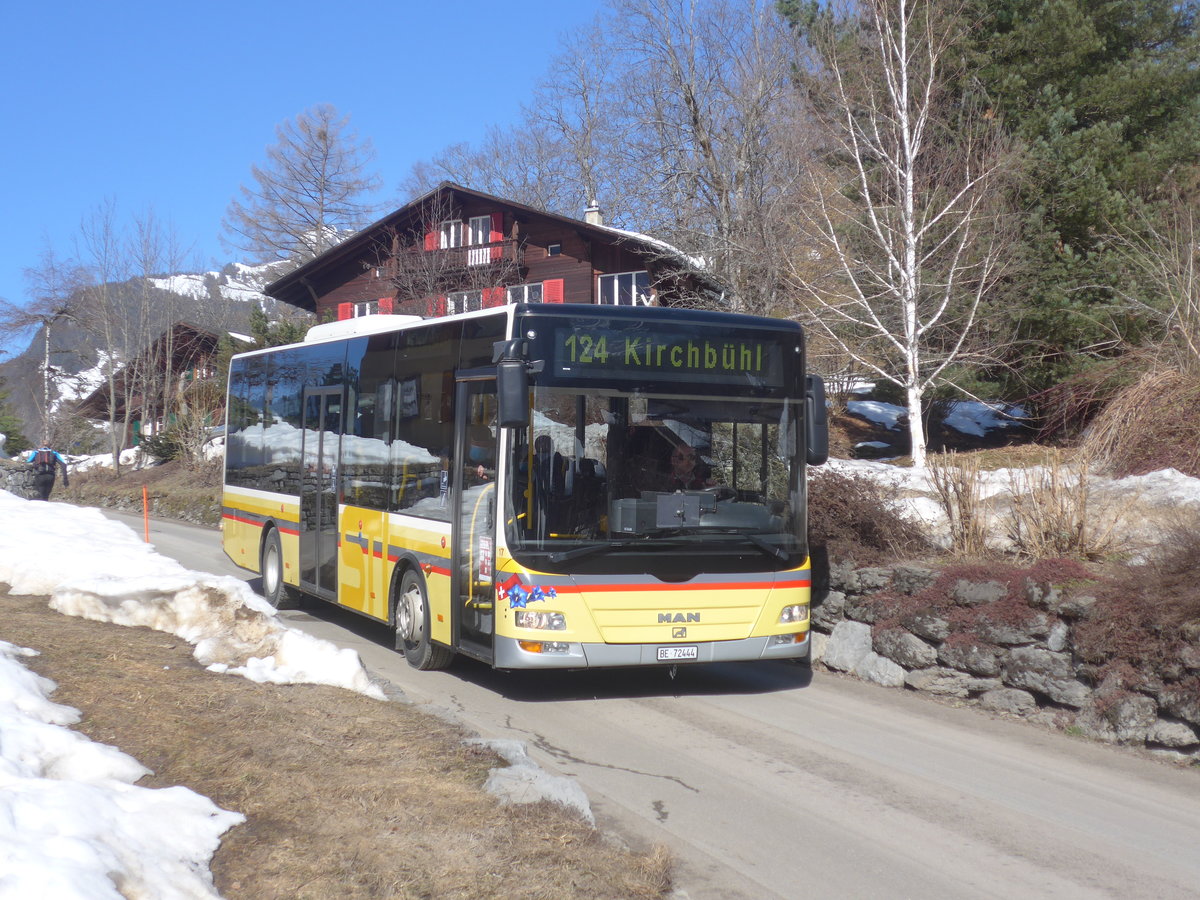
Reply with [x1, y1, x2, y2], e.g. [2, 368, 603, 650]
[572, 579, 811, 593]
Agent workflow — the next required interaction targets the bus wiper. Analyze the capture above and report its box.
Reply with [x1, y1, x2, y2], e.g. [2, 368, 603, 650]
[548, 540, 642, 563]
[655, 527, 791, 563]
[735, 531, 791, 563]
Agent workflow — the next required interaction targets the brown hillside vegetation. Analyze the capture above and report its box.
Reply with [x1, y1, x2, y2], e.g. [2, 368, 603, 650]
[1, 592, 671, 900]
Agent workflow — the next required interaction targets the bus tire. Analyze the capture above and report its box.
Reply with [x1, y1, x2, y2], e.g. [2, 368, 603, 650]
[395, 569, 453, 670]
[259, 529, 296, 610]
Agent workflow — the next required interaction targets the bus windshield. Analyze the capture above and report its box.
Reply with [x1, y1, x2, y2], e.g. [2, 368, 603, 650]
[505, 384, 804, 572]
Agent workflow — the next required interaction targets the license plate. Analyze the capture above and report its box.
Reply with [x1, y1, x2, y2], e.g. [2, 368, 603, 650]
[657, 645, 698, 662]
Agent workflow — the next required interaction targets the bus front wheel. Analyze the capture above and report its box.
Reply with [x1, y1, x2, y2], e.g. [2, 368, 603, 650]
[395, 569, 453, 670]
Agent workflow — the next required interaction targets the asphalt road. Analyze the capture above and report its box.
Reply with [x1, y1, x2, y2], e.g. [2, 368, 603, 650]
[102, 509, 1200, 900]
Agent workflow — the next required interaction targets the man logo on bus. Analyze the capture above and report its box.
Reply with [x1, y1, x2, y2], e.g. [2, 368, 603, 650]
[658, 612, 700, 623]
[672, 627, 688, 639]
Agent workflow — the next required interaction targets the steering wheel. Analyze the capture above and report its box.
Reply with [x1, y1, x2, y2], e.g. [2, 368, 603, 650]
[703, 485, 737, 502]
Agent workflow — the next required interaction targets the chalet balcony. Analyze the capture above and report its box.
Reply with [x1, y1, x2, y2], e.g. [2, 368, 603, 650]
[386, 238, 524, 276]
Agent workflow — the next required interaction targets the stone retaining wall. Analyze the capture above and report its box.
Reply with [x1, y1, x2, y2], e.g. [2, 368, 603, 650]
[1, 460, 36, 500]
[810, 558, 1200, 764]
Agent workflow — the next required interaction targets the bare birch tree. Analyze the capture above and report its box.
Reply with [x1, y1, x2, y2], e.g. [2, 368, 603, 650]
[223, 104, 382, 266]
[788, 0, 1009, 467]
[76, 198, 139, 472]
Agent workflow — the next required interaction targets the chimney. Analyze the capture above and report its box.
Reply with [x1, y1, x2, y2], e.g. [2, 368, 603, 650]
[584, 200, 603, 226]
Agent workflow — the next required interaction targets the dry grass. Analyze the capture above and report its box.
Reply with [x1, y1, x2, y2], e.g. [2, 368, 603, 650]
[1080, 367, 1200, 479]
[927, 452, 989, 557]
[1, 593, 672, 900]
[59, 458, 223, 526]
[1004, 450, 1126, 561]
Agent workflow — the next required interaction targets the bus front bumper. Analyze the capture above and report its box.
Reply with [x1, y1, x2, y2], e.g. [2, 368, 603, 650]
[493, 632, 810, 669]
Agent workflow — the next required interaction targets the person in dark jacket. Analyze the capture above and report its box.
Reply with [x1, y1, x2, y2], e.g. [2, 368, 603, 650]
[25, 445, 70, 501]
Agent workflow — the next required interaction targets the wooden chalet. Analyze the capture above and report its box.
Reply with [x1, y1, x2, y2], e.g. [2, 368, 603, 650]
[75, 322, 239, 448]
[265, 182, 720, 321]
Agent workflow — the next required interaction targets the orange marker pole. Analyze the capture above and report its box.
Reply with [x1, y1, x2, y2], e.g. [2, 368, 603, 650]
[142, 485, 150, 543]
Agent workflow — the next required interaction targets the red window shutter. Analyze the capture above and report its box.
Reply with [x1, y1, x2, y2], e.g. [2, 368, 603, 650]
[378, 297, 394, 314]
[483, 286, 504, 308]
[490, 212, 503, 261]
[424, 230, 438, 251]
[434, 294, 447, 317]
[543, 278, 564, 303]
[337, 302, 353, 320]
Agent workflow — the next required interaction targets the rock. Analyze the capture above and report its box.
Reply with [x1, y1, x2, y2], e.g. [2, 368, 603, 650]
[937, 640, 1001, 677]
[1047, 593, 1098, 619]
[1157, 680, 1200, 726]
[874, 628, 937, 669]
[843, 594, 885, 624]
[1179, 644, 1200, 672]
[1075, 693, 1159, 744]
[810, 590, 846, 632]
[1001, 647, 1091, 708]
[976, 612, 1050, 647]
[952, 579, 1008, 607]
[979, 688, 1038, 716]
[810, 630, 829, 664]
[829, 560, 862, 593]
[892, 565, 938, 596]
[857, 567, 894, 592]
[1147, 718, 1199, 748]
[823, 620, 874, 672]
[1024, 579, 1059, 609]
[903, 610, 951, 643]
[853, 651, 907, 688]
[1046, 621, 1070, 653]
[905, 667, 1000, 698]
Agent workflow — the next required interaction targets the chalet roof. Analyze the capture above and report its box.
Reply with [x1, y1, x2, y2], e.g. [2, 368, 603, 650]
[74, 323, 245, 419]
[265, 182, 709, 312]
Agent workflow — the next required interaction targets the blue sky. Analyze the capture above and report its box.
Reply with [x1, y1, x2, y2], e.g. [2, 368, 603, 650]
[0, 0, 603, 355]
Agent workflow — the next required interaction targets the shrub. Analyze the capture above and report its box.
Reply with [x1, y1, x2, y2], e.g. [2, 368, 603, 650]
[1074, 521, 1200, 675]
[807, 467, 931, 564]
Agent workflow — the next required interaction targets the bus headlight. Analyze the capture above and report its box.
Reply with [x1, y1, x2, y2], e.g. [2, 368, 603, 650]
[778, 604, 808, 624]
[515, 610, 566, 631]
[518, 640, 571, 654]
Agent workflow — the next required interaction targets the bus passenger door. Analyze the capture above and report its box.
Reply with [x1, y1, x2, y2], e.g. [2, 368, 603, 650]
[453, 378, 497, 662]
[300, 386, 342, 600]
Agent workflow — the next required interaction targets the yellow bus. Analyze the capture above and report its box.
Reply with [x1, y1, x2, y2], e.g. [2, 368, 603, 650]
[221, 303, 828, 670]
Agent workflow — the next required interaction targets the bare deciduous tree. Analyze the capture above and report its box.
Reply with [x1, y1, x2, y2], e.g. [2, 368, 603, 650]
[605, 0, 812, 315]
[373, 192, 522, 313]
[223, 104, 382, 266]
[1109, 184, 1200, 371]
[1, 245, 87, 443]
[788, 0, 1010, 467]
[77, 198, 136, 472]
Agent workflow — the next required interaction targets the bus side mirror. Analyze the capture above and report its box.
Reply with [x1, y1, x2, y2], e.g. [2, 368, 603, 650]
[496, 358, 530, 428]
[805, 374, 829, 466]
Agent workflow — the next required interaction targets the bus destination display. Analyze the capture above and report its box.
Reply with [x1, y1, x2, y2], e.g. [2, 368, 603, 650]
[549, 323, 787, 388]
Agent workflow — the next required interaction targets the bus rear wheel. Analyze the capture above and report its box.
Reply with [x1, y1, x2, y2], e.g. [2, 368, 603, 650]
[260, 529, 297, 609]
[395, 569, 453, 670]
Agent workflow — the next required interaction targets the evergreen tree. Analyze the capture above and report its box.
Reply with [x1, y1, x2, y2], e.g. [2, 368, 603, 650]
[0, 377, 29, 456]
[964, 0, 1200, 391]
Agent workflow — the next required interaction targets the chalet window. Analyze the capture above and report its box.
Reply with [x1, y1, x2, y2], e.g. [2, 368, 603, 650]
[599, 271, 651, 306]
[547, 243, 562, 256]
[439, 220, 462, 249]
[468, 215, 491, 266]
[506, 283, 543, 304]
[448, 289, 482, 314]
[352, 300, 379, 317]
